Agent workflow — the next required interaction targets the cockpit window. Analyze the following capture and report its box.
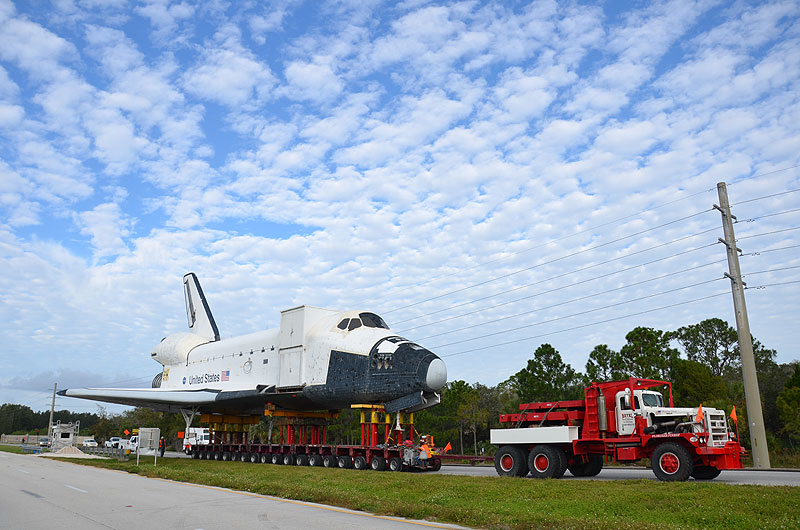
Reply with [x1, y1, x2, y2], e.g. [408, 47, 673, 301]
[360, 312, 389, 329]
[348, 318, 362, 331]
[337, 319, 349, 330]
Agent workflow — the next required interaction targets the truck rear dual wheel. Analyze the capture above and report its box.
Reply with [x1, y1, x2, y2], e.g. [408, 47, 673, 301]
[528, 445, 567, 479]
[308, 454, 323, 467]
[495, 446, 529, 477]
[250, 453, 259, 463]
[271, 454, 282, 465]
[283, 454, 296, 466]
[296, 454, 309, 466]
[353, 456, 368, 470]
[651, 442, 693, 481]
[323, 455, 336, 467]
[568, 454, 604, 477]
[691, 465, 722, 480]
[338, 455, 353, 469]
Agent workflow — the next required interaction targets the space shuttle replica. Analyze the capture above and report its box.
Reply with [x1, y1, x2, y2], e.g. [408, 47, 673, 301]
[59, 273, 447, 415]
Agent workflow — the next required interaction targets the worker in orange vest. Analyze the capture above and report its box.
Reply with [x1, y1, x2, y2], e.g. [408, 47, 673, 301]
[159, 436, 166, 457]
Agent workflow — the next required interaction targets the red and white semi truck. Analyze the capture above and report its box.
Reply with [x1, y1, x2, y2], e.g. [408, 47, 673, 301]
[491, 377, 745, 481]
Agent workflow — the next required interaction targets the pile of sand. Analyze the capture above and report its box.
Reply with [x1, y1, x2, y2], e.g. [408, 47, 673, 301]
[37, 445, 107, 459]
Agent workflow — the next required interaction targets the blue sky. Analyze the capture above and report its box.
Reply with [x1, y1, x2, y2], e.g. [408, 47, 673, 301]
[1, 0, 799, 414]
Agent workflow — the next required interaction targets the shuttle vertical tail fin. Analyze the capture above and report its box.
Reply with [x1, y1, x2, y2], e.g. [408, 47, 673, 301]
[183, 273, 220, 341]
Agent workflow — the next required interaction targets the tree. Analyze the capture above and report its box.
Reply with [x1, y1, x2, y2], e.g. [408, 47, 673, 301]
[585, 344, 625, 382]
[507, 344, 583, 403]
[673, 318, 738, 377]
[776, 363, 800, 444]
[669, 359, 728, 407]
[619, 327, 678, 380]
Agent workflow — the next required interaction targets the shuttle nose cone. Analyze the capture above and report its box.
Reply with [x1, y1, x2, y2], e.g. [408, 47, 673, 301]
[426, 358, 447, 391]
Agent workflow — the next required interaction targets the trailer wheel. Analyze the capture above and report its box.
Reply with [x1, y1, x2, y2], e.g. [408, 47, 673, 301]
[652, 443, 693, 481]
[323, 455, 336, 467]
[338, 455, 353, 469]
[283, 453, 296, 466]
[495, 446, 529, 477]
[528, 445, 561, 479]
[428, 458, 442, 472]
[215, 452, 223, 461]
[260, 454, 268, 464]
[353, 456, 367, 470]
[249, 452, 258, 463]
[388, 456, 403, 472]
[296, 454, 309, 466]
[691, 465, 721, 480]
[370, 455, 386, 471]
[271, 453, 282, 465]
[309, 454, 323, 467]
[192, 451, 200, 459]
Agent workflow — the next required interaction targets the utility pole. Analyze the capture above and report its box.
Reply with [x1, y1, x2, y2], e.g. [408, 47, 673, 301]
[714, 182, 770, 468]
[47, 383, 57, 441]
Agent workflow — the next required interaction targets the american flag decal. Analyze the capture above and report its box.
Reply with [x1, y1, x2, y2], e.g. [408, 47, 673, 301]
[221, 370, 230, 381]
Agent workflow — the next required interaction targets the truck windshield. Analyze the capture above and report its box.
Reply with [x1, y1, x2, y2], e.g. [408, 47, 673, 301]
[642, 393, 664, 407]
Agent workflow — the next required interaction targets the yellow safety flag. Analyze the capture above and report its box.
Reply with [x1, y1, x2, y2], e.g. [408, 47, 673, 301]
[695, 404, 704, 424]
[730, 405, 738, 423]
[443, 442, 452, 454]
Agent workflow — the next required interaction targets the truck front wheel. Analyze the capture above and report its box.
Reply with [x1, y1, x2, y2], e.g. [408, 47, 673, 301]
[495, 446, 529, 477]
[651, 443, 693, 481]
[528, 445, 562, 479]
[691, 465, 721, 480]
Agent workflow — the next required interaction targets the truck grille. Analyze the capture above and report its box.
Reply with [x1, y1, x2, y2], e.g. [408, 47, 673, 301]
[707, 411, 729, 447]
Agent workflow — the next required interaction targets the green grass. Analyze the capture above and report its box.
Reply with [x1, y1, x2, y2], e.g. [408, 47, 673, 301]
[0, 444, 25, 454]
[46, 456, 799, 530]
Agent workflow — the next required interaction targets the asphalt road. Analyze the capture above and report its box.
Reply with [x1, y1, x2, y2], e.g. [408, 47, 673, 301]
[165, 450, 800, 486]
[438, 463, 800, 486]
[0, 451, 471, 530]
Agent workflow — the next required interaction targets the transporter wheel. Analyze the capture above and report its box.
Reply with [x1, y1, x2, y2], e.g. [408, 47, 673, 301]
[691, 465, 722, 480]
[370, 455, 386, 471]
[652, 443, 693, 482]
[192, 451, 200, 460]
[527, 445, 561, 479]
[553, 448, 568, 479]
[241, 452, 249, 462]
[297, 455, 309, 466]
[323, 455, 336, 468]
[233, 451, 240, 461]
[495, 446, 529, 478]
[283, 453, 296, 466]
[260, 454, 269, 464]
[250, 452, 259, 463]
[338, 455, 353, 469]
[388, 456, 403, 472]
[353, 456, 367, 470]
[271, 454, 282, 465]
[201, 451, 209, 460]
[309, 454, 323, 467]
[428, 458, 442, 472]
[215, 452, 223, 461]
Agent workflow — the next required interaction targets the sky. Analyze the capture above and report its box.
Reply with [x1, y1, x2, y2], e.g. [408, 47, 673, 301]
[1, 0, 799, 415]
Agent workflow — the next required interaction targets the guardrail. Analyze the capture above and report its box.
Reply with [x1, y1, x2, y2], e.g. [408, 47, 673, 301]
[20, 444, 46, 454]
[82, 445, 130, 460]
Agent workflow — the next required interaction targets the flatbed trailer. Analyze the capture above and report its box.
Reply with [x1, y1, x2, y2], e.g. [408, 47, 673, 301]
[189, 406, 443, 472]
[491, 377, 745, 481]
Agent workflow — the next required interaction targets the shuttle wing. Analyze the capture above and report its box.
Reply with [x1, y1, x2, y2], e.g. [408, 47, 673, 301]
[58, 387, 267, 414]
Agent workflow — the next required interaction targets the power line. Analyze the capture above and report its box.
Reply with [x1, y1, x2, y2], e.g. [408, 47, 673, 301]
[414, 259, 727, 340]
[440, 291, 731, 358]
[394, 227, 721, 326]
[728, 163, 800, 186]
[431, 277, 725, 349]
[731, 187, 800, 206]
[737, 207, 800, 223]
[383, 208, 714, 315]
[737, 226, 800, 240]
[372, 185, 718, 304]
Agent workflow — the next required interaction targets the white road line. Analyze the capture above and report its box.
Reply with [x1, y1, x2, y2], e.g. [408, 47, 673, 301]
[65, 484, 88, 493]
[17, 468, 30, 473]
